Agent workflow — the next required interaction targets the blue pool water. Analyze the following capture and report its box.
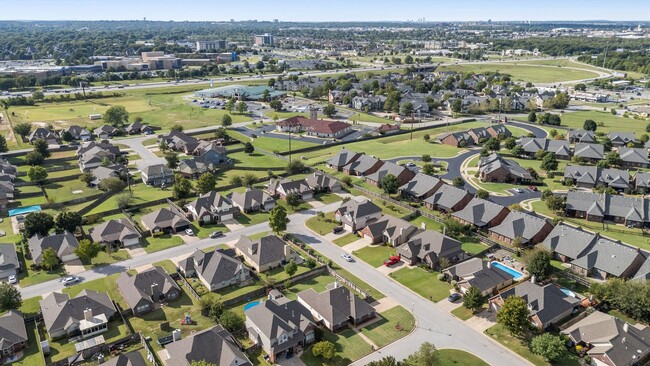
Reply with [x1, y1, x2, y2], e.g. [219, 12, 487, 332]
[8, 205, 41, 217]
[560, 288, 577, 298]
[243, 301, 260, 312]
[491, 262, 525, 280]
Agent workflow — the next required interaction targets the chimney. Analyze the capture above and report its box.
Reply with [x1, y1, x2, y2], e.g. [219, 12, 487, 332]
[151, 283, 160, 300]
[310, 107, 318, 120]
[487, 261, 492, 269]
[172, 329, 182, 342]
[421, 222, 426, 230]
[83, 308, 93, 321]
[624, 323, 629, 333]
[284, 244, 292, 262]
[333, 281, 339, 288]
[530, 275, 536, 284]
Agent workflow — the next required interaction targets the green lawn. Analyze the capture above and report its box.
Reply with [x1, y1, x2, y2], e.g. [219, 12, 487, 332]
[228, 130, 318, 153]
[207, 280, 266, 302]
[301, 329, 373, 366]
[152, 260, 178, 274]
[460, 237, 490, 255]
[352, 245, 398, 267]
[360, 306, 414, 347]
[190, 222, 230, 239]
[305, 212, 340, 236]
[437, 349, 490, 366]
[313, 192, 342, 204]
[550, 110, 648, 135]
[140, 234, 184, 253]
[236, 211, 271, 226]
[263, 263, 311, 283]
[330, 266, 385, 300]
[229, 151, 287, 169]
[18, 250, 68, 287]
[87, 184, 173, 215]
[333, 233, 361, 247]
[391, 267, 453, 302]
[62, 274, 128, 309]
[437, 63, 600, 83]
[451, 304, 488, 321]
[12, 324, 44, 366]
[282, 274, 337, 300]
[82, 248, 130, 269]
[19, 296, 43, 318]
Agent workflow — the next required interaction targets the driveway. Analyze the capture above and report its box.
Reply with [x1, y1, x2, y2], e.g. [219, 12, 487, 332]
[64, 259, 85, 275]
[341, 238, 369, 253]
[370, 297, 399, 313]
[124, 244, 146, 258]
[178, 233, 200, 244]
[223, 219, 245, 231]
[465, 309, 498, 333]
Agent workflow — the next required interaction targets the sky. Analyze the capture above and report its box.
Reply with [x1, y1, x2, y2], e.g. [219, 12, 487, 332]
[1, 0, 649, 22]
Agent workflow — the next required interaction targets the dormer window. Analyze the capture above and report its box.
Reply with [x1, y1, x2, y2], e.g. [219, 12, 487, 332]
[278, 333, 288, 344]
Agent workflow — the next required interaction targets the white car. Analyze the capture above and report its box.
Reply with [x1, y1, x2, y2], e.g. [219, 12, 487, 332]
[62, 276, 80, 286]
[185, 228, 195, 236]
[7, 275, 17, 285]
[513, 188, 524, 193]
[341, 253, 354, 262]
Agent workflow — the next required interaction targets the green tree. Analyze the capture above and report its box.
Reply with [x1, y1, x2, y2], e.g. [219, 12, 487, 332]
[380, 174, 400, 194]
[269, 205, 289, 234]
[583, 119, 597, 131]
[40, 247, 60, 271]
[60, 130, 72, 143]
[286, 160, 306, 175]
[540, 152, 558, 172]
[476, 189, 490, 199]
[400, 102, 414, 116]
[527, 111, 537, 122]
[196, 172, 217, 194]
[172, 176, 193, 199]
[219, 310, 245, 332]
[484, 137, 500, 152]
[451, 99, 462, 113]
[504, 137, 517, 150]
[221, 114, 232, 127]
[286, 192, 301, 209]
[79, 172, 94, 186]
[74, 239, 102, 263]
[27, 166, 48, 183]
[165, 152, 179, 169]
[284, 260, 298, 277]
[530, 333, 567, 362]
[55, 211, 82, 234]
[323, 104, 337, 118]
[452, 177, 465, 188]
[98, 177, 125, 192]
[269, 100, 282, 111]
[463, 286, 485, 312]
[341, 176, 353, 187]
[422, 163, 435, 176]
[13, 123, 32, 139]
[312, 341, 336, 360]
[421, 154, 431, 162]
[605, 151, 622, 167]
[199, 296, 224, 321]
[527, 250, 551, 280]
[189, 361, 217, 366]
[545, 194, 566, 213]
[0, 283, 22, 312]
[225, 99, 235, 113]
[104, 105, 129, 127]
[403, 342, 438, 366]
[230, 176, 243, 187]
[116, 193, 133, 209]
[496, 296, 530, 336]
[241, 173, 257, 187]
[236, 101, 248, 115]
[24, 211, 54, 237]
[33, 139, 51, 158]
[244, 142, 254, 154]
[171, 124, 183, 132]
[510, 145, 525, 157]
[367, 356, 401, 366]
[0, 135, 8, 153]
[214, 127, 230, 141]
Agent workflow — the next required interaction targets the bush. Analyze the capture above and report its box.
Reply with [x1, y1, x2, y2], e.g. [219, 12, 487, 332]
[437, 273, 446, 281]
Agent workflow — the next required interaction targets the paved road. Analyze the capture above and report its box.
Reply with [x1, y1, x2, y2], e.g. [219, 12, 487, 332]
[506, 121, 549, 138]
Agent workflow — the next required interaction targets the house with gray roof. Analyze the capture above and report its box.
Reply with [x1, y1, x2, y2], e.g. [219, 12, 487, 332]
[0, 310, 27, 359]
[489, 281, 579, 330]
[566, 130, 596, 144]
[360, 215, 419, 246]
[570, 237, 645, 279]
[364, 161, 416, 187]
[562, 311, 650, 366]
[89, 166, 124, 188]
[89, 218, 141, 247]
[633, 256, 650, 281]
[488, 211, 554, 246]
[0, 243, 19, 280]
[62, 125, 92, 141]
[563, 166, 630, 190]
[618, 147, 649, 168]
[634, 171, 650, 193]
[185, 191, 238, 224]
[179, 249, 252, 292]
[335, 199, 383, 231]
[398, 230, 463, 269]
[230, 188, 275, 213]
[141, 164, 174, 187]
[28, 127, 59, 144]
[0, 159, 17, 178]
[297, 284, 375, 331]
[305, 172, 341, 193]
[116, 266, 181, 316]
[245, 298, 317, 363]
[423, 184, 473, 213]
[486, 124, 512, 139]
[103, 351, 147, 366]
[267, 178, 313, 201]
[28, 232, 79, 266]
[516, 138, 571, 159]
[93, 125, 118, 140]
[608, 131, 636, 146]
[540, 223, 599, 263]
[140, 208, 191, 235]
[479, 154, 534, 183]
[452, 197, 509, 229]
[573, 143, 604, 163]
[443, 258, 514, 296]
[162, 325, 252, 366]
[78, 144, 119, 172]
[565, 191, 650, 227]
[158, 131, 199, 153]
[327, 149, 361, 171]
[342, 154, 384, 177]
[40, 290, 118, 339]
[234, 235, 293, 272]
[399, 173, 444, 200]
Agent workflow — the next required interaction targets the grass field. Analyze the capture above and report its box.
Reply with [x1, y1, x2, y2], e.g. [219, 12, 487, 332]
[359, 306, 414, 347]
[437, 349, 490, 366]
[305, 212, 339, 235]
[229, 151, 287, 168]
[437, 62, 600, 83]
[549, 110, 648, 135]
[451, 304, 488, 321]
[301, 329, 372, 366]
[353, 245, 398, 267]
[391, 267, 453, 302]
[140, 234, 184, 253]
[333, 233, 361, 247]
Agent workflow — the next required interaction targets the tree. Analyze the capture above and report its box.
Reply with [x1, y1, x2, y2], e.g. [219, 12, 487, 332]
[496, 296, 529, 336]
[236, 101, 248, 115]
[284, 260, 298, 276]
[221, 114, 232, 127]
[55, 211, 82, 234]
[400, 102, 414, 116]
[463, 286, 485, 312]
[605, 151, 622, 167]
[33, 139, 51, 158]
[172, 176, 193, 199]
[403, 342, 438, 366]
[540, 152, 558, 172]
[484, 137, 500, 152]
[527, 111, 537, 122]
[74, 239, 102, 263]
[0, 135, 7, 153]
[527, 250, 551, 280]
[286, 192, 301, 209]
[323, 104, 337, 118]
[269, 100, 282, 111]
[269, 205, 289, 234]
[530, 333, 567, 362]
[230, 176, 243, 187]
[189, 361, 217, 366]
[574, 83, 587, 91]
[286, 160, 306, 175]
[104, 105, 129, 127]
[171, 124, 183, 132]
[13, 123, 32, 139]
[98, 177, 125, 192]
[196, 172, 217, 194]
[244, 142, 254, 154]
[199, 296, 224, 321]
[40, 247, 60, 271]
[421, 154, 431, 163]
[214, 127, 230, 141]
[511, 145, 525, 157]
[548, 114, 561, 126]
[116, 193, 133, 209]
[27, 166, 48, 183]
[646, 122, 650, 133]
[545, 194, 566, 213]
[583, 119, 597, 131]
[241, 173, 257, 187]
[451, 99, 462, 113]
[225, 99, 235, 113]
[0, 283, 22, 312]
[219, 310, 245, 332]
[367, 356, 401, 366]
[452, 177, 465, 188]
[504, 137, 517, 150]
[24, 211, 54, 237]
[165, 152, 179, 169]
[611, 108, 617, 115]
[422, 163, 435, 176]
[476, 189, 490, 199]
[312, 341, 336, 360]
[79, 172, 94, 186]
[380, 174, 399, 194]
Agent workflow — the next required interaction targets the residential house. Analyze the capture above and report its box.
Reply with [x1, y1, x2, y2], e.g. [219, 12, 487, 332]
[234, 235, 294, 272]
[398, 230, 463, 269]
[40, 290, 118, 339]
[305, 172, 341, 193]
[516, 138, 572, 159]
[342, 154, 384, 177]
[297, 284, 375, 331]
[103, 352, 147, 366]
[565, 191, 650, 227]
[159, 131, 199, 153]
[185, 191, 238, 224]
[0, 159, 17, 178]
[230, 188, 275, 213]
[566, 130, 596, 144]
[452, 197, 509, 229]
[486, 124, 512, 139]
[267, 178, 314, 201]
[374, 123, 400, 135]
[77, 142, 120, 171]
[245, 298, 317, 363]
[162, 325, 252, 366]
[116, 266, 181, 316]
[179, 249, 252, 291]
[89, 219, 141, 248]
[28, 232, 79, 266]
[360, 215, 419, 246]
[364, 161, 416, 187]
[563, 166, 629, 190]
[276, 116, 353, 139]
[124, 121, 153, 135]
[327, 149, 361, 171]
[0, 244, 19, 280]
[479, 154, 534, 183]
[562, 311, 650, 366]
[443, 258, 514, 296]
[89, 166, 125, 188]
[438, 130, 474, 147]
[618, 147, 649, 169]
[423, 184, 473, 213]
[573, 143, 604, 163]
[351, 96, 387, 111]
[0, 311, 27, 360]
[488, 211, 554, 246]
[28, 128, 58, 144]
[141, 164, 174, 187]
[569, 237, 645, 279]
[62, 125, 92, 141]
[140, 208, 190, 235]
[399, 173, 444, 200]
[177, 146, 228, 178]
[489, 281, 579, 330]
[633, 256, 650, 281]
[608, 132, 635, 147]
[541, 223, 600, 263]
[93, 125, 118, 140]
[335, 199, 383, 231]
[634, 171, 650, 193]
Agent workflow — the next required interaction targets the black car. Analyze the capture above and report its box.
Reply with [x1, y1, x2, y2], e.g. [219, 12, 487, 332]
[447, 293, 461, 302]
[332, 226, 344, 234]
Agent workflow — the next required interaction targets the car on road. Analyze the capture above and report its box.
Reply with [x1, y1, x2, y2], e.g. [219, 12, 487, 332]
[406, 162, 416, 167]
[384, 254, 401, 267]
[185, 229, 195, 236]
[332, 226, 344, 234]
[210, 231, 223, 238]
[447, 293, 461, 302]
[513, 188, 524, 193]
[7, 275, 17, 285]
[528, 186, 538, 191]
[341, 253, 354, 262]
[62, 276, 80, 286]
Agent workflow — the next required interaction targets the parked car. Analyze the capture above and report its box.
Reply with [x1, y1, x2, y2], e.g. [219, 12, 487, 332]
[447, 293, 461, 302]
[62, 276, 80, 286]
[185, 228, 195, 236]
[384, 254, 400, 267]
[528, 186, 538, 191]
[332, 226, 344, 234]
[513, 188, 524, 193]
[210, 231, 223, 238]
[7, 275, 17, 285]
[341, 253, 354, 262]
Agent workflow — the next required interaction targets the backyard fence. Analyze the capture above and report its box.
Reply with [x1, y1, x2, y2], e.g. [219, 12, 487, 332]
[140, 332, 162, 366]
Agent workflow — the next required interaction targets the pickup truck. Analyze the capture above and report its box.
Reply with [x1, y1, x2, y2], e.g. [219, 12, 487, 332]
[384, 254, 401, 267]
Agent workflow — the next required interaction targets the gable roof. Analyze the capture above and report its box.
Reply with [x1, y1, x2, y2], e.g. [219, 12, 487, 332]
[570, 237, 644, 277]
[0, 243, 19, 273]
[618, 147, 649, 165]
[0, 310, 27, 350]
[452, 197, 508, 227]
[399, 173, 443, 198]
[141, 164, 173, 178]
[297, 285, 375, 326]
[28, 232, 79, 264]
[141, 208, 190, 231]
[336, 199, 382, 223]
[234, 235, 288, 268]
[230, 189, 274, 210]
[399, 230, 462, 262]
[566, 191, 650, 223]
[305, 172, 341, 191]
[363, 215, 418, 241]
[191, 249, 250, 286]
[497, 282, 579, 327]
[268, 178, 313, 196]
[326, 149, 360, 168]
[185, 191, 233, 218]
[343, 154, 383, 174]
[574, 143, 604, 160]
[564, 166, 629, 189]
[164, 325, 252, 366]
[245, 298, 315, 349]
[489, 211, 551, 243]
[424, 184, 472, 210]
[116, 266, 180, 310]
[365, 161, 412, 182]
[40, 290, 117, 333]
[479, 154, 533, 180]
[103, 351, 147, 366]
[540, 223, 598, 260]
[567, 130, 596, 143]
[89, 218, 141, 244]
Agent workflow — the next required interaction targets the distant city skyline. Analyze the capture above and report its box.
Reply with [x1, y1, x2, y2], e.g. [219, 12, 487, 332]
[2, 0, 650, 22]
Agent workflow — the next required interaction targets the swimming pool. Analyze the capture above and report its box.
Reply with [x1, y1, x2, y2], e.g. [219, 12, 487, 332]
[243, 301, 261, 312]
[491, 261, 525, 280]
[8, 205, 42, 217]
[560, 288, 577, 298]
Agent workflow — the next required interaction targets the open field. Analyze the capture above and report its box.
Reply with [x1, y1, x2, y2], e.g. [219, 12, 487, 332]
[437, 62, 600, 83]
[548, 110, 649, 135]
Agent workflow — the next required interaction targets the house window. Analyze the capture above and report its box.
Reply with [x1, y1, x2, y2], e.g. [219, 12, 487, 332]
[136, 305, 149, 313]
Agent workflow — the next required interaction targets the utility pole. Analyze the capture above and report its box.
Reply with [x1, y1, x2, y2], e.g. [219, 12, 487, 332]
[288, 131, 292, 164]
